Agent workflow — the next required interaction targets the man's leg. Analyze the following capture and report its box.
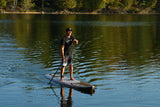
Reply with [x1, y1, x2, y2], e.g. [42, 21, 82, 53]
[61, 57, 68, 81]
[69, 65, 75, 80]
[61, 66, 65, 81]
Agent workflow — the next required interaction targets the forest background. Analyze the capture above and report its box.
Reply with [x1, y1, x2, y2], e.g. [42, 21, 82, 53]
[0, 0, 160, 14]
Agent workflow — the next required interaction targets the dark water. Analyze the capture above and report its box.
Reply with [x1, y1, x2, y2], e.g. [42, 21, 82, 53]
[0, 14, 160, 107]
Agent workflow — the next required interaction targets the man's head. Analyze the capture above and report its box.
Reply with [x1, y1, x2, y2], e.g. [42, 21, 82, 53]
[66, 28, 72, 36]
[66, 28, 72, 32]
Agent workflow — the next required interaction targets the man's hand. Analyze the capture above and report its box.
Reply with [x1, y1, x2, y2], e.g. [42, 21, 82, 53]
[73, 39, 78, 45]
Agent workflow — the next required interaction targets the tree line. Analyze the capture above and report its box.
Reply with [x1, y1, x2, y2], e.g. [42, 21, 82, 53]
[0, 0, 160, 13]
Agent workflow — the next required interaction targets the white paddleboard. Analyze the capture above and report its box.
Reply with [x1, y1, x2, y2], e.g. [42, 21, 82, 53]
[46, 74, 95, 93]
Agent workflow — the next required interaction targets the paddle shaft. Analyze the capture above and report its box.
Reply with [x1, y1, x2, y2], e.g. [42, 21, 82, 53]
[48, 65, 61, 84]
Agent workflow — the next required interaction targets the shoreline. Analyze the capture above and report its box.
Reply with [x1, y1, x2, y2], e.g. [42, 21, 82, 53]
[1, 11, 160, 15]
[2, 11, 102, 15]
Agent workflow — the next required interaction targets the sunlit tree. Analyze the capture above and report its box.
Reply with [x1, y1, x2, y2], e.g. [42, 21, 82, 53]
[20, 0, 35, 12]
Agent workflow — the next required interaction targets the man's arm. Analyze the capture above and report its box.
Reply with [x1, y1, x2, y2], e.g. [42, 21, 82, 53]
[61, 45, 65, 62]
[73, 39, 78, 45]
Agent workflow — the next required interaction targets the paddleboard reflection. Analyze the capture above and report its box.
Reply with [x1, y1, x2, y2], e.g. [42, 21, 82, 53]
[50, 86, 95, 107]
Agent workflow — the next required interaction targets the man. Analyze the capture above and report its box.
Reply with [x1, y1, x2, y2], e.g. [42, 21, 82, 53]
[61, 28, 78, 81]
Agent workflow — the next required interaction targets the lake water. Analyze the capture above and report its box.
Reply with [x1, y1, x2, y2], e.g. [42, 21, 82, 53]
[0, 14, 160, 107]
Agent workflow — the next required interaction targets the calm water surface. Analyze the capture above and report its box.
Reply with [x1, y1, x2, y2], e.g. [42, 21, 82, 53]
[0, 14, 160, 107]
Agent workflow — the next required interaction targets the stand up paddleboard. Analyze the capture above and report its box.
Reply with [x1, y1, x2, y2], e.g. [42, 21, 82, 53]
[46, 74, 95, 94]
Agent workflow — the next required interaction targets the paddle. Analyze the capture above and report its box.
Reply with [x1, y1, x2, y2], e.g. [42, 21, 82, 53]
[48, 65, 61, 84]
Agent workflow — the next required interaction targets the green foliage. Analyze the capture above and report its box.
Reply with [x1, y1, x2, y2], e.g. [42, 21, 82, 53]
[20, 0, 35, 11]
[0, 0, 7, 9]
[83, 0, 106, 10]
[155, 0, 160, 11]
[54, 0, 77, 10]
[76, 0, 83, 9]
[135, 0, 157, 9]
[121, 0, 134, 9]
[1, 0, 160, 13]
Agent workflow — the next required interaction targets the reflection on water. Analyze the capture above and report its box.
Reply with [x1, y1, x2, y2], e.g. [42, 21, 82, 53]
[50, 86, 94, 107]
[60, 88, 73, 107]
[0, 14, 160, 106]
[52, 21, 154, 27]
[50, 87, 73, 107]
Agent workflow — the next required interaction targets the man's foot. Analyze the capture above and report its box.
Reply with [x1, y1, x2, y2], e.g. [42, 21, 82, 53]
[70, 77, 75, 81]
[60, 78, 63, 81]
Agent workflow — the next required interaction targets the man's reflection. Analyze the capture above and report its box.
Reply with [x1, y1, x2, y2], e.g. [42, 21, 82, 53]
[50, 85, 95, 107]
[60, 88, 73, 107]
